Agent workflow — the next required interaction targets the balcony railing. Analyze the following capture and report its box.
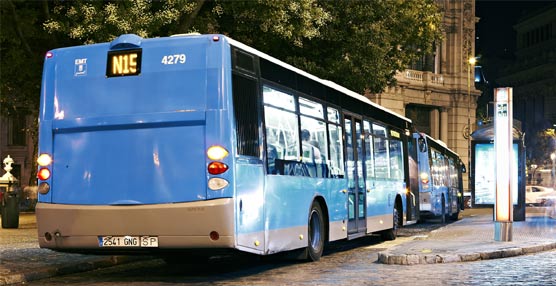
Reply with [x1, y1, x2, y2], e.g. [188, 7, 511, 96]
[397, 70, 445, 87]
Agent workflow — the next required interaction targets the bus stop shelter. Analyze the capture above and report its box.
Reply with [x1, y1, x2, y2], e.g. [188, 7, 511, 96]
[470, 121, 526, 221]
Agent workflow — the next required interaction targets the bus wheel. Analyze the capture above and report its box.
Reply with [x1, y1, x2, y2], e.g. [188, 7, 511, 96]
[450, 197, 461, 221]
[441, 195, 449, 223]
[450, 209, 461, 221]
[381, 202, 400, 241]
[306, 201, 325, 261]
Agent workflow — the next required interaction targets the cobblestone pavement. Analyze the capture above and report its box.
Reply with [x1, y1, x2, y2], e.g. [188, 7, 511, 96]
[23, 241, 556, 285]
[204, 249, 556, 286]
[379, 208, 556, 265]
[2, 209, 556, 285]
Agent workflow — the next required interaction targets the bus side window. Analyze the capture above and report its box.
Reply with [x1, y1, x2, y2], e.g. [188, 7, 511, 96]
[328, 123, 344, 177]
[299, 97, 328, 177]
[232, 74, 260, 157]
[418, 138, 427, 153]
[327, 107, 344, 178]
[389, 139, 404, 180]
[372, 124, 389, 178]
[263, 85, 299, 174]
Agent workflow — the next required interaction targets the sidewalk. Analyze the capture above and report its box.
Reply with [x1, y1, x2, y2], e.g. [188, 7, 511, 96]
[1, 209, 556, 285]
[378, 207, 556, 265]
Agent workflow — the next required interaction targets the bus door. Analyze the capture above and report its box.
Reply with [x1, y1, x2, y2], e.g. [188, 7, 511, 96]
[406, 135, 420, 222]
[344, 115, 366, 236]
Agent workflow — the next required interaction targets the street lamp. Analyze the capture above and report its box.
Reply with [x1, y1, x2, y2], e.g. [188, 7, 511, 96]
[467, 56, 476, 191]
[551, 152, 556, 188]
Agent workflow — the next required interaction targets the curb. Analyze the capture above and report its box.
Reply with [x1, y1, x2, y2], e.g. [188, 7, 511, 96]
[377, 241, 556, 265]
[0, 256, 147, 286]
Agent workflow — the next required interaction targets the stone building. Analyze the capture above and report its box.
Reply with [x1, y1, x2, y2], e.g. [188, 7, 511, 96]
[368, 0, 481, 190]
[0, 113, 35, 187]
[497, 4, 556, 163]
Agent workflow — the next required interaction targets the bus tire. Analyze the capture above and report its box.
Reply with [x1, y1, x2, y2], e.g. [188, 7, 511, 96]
[306, 201, 325, 261]
[450, 209, 461, 221]
[441, 195, 449, 223]
[451, 193, 461, 220]
[381, 201, 401, 241]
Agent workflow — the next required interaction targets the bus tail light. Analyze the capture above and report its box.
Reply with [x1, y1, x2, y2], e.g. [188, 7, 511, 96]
[37, 154, 52, 166]
[208, 178, 229, 190]
[38, 168, 51, 181]
[208, 162, 228, 175]
[420, 172, 429, 185]
[38, 182, 51, 194]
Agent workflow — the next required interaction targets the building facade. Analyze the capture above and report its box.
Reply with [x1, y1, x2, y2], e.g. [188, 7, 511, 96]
[0, 112, 35, 188]
[368, 0, 480, 190]
[497, 5, 556, 165]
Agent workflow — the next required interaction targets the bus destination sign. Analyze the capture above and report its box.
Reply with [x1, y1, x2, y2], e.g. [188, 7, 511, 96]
[106, 49, 142, 77]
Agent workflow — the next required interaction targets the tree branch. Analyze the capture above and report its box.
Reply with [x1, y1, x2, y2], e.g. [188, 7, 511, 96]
[7, 0, 33, 57]
[177, 0, 205, 33]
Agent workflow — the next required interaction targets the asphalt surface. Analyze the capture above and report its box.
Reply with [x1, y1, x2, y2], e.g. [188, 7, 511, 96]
[1, 208, 555, 285]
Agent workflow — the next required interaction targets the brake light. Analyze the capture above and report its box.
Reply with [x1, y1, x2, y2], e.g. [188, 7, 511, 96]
[38, 168, 51, 180]
[208, 162, 228, 175]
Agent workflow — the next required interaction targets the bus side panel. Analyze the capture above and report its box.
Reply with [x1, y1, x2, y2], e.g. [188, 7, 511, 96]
[264, 176, 347, 254]
[51, 124, 207, 205]
[366, 178, 404, 231]
[235, 162, 265, 254]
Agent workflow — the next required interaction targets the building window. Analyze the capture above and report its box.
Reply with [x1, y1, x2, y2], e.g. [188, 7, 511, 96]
[8, 113, 27, 146]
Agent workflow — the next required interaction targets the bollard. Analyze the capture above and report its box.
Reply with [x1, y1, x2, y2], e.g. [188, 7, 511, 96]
[1, 188, 19, 228]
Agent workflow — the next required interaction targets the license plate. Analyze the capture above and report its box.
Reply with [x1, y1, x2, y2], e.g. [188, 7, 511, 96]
[98, 236, 158, 247]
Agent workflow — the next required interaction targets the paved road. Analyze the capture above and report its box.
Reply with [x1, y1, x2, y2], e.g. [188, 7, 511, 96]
[5, 208, 556, 285]
[22, 243, 556, 286]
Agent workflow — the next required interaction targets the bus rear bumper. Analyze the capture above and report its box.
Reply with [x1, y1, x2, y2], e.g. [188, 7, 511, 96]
[35, 199, 235, 251]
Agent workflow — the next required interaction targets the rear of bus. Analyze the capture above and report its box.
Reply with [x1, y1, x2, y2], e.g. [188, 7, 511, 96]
[36, 34, 239, 253]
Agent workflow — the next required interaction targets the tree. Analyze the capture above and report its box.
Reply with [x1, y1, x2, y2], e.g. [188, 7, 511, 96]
[1, 0, 67, 185]
[41, 0, 330, 46]
[531, 128, 556, 167]
[284, 0, 443, 93]
[41, 0, 441, 93]
[1, 0, 442, 185]
[1, 0, 57, 117]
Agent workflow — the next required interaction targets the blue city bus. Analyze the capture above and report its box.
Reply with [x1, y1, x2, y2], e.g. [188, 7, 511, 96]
[411, 133, 465, 222]
[36, 34, 417, 261]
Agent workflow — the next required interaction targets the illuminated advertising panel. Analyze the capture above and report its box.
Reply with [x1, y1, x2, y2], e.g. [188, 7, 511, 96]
[474, 143, 518, 205]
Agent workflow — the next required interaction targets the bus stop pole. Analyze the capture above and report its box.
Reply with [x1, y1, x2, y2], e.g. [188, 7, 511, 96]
[494, 88, 513, 242]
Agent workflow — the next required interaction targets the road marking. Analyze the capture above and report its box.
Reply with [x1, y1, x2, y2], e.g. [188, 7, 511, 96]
[364, 236, 415, 249]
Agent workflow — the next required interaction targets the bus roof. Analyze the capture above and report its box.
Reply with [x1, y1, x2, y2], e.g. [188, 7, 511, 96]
[225, 36, 412, 125]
